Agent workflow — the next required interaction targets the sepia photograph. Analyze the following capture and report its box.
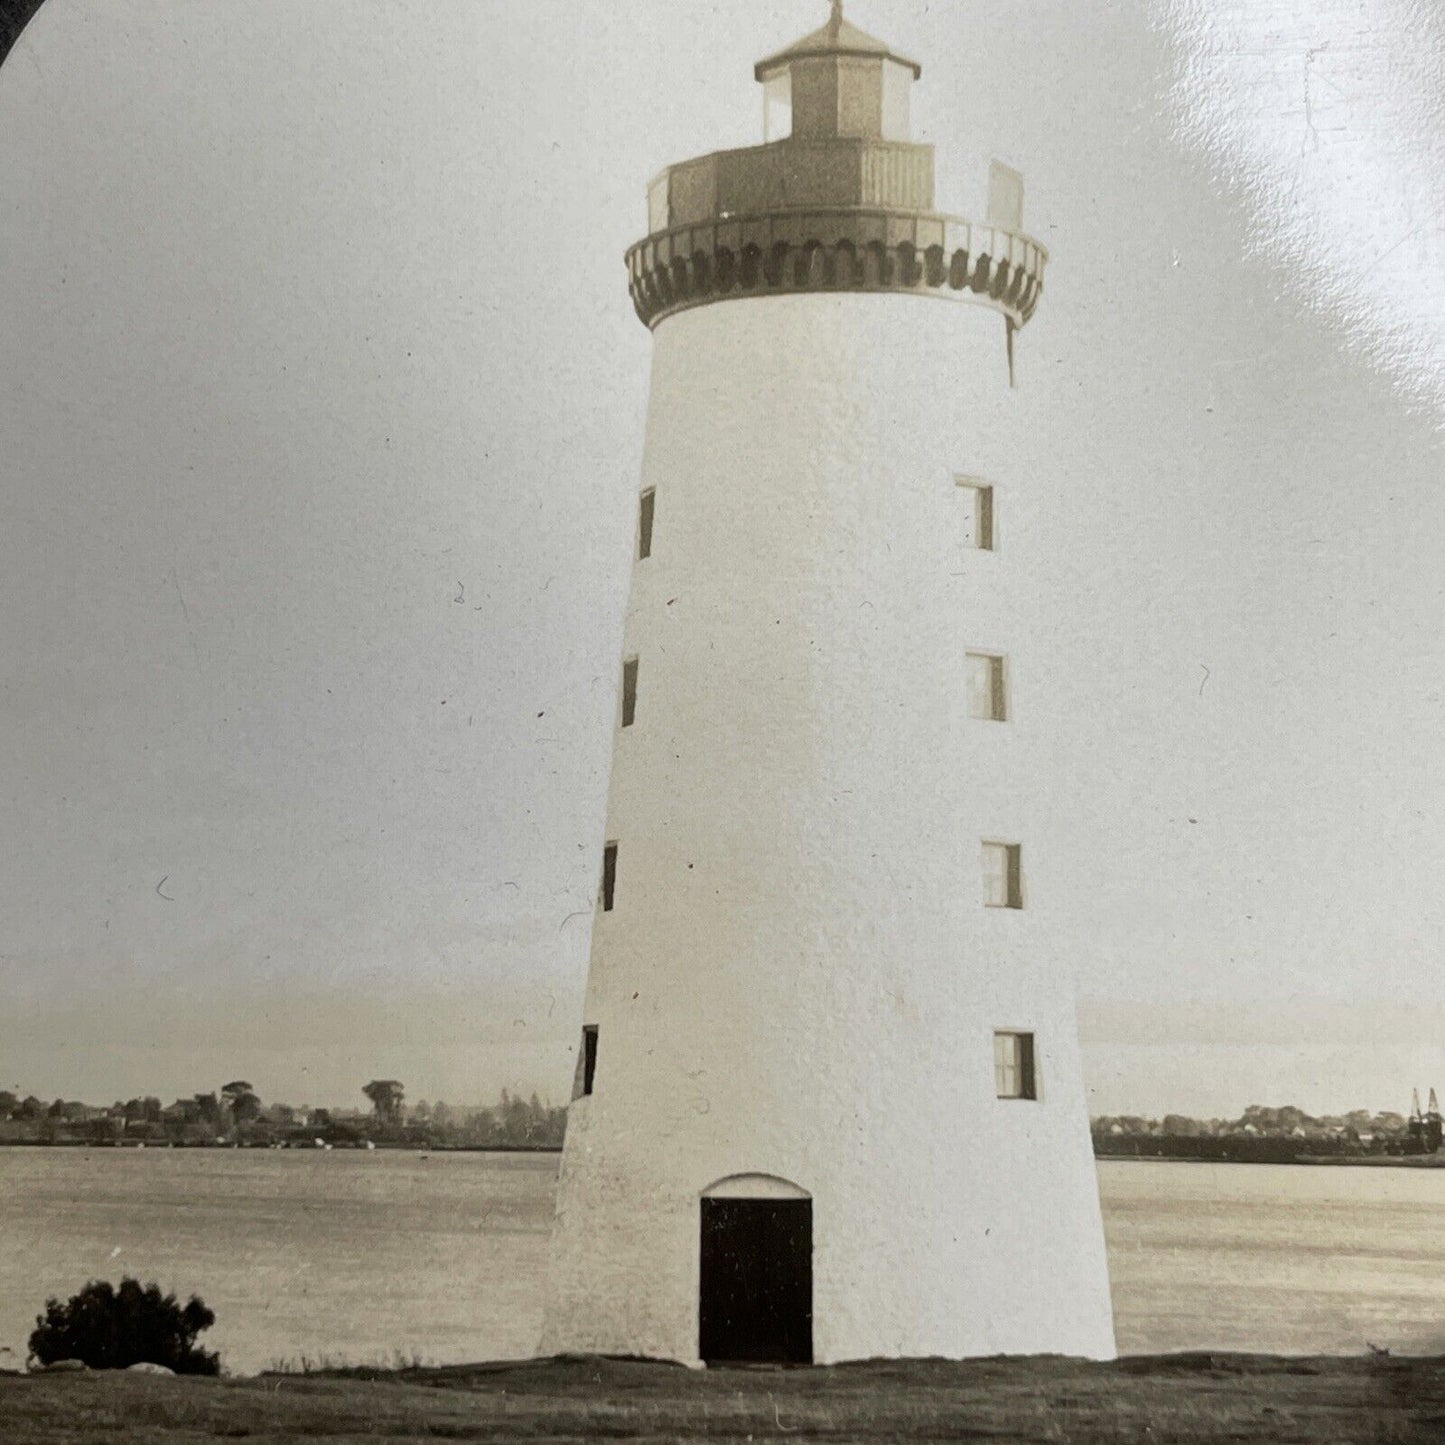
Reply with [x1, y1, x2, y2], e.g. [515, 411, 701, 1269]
[1, 0, 1443, 1438]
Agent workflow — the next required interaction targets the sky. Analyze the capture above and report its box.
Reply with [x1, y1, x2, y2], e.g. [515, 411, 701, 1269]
[1, 0, 1442, 1118]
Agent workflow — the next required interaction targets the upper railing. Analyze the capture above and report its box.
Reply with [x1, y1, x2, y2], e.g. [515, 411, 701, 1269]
[625, 205, 1049, 331]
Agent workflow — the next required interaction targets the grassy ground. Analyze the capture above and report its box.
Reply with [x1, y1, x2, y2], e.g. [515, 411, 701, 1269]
[3, 1353, 1444, 1443]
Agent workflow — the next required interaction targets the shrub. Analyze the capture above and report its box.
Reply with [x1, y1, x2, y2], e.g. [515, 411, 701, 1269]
[28, 1277, 220, 1374]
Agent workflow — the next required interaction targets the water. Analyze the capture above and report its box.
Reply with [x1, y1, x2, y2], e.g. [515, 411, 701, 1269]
[0, 1149, 553, 1375]
[1100, 1159, 1445, 1357]
[2, 1151, 1443, 1374]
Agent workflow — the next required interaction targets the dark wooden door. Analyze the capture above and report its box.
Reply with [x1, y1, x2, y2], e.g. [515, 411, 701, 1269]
[699, 1197, 812, 1365]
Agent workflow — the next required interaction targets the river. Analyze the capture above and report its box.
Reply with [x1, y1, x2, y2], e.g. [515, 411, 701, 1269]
[2, 1151, 1442, 1374]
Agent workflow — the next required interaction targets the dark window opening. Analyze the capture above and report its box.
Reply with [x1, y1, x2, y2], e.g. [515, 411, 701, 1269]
[581, 1025, 598, 1097]
[622, 657, 638, 728]
[601, 842, 618, 912]
[638, 489, 655, 560]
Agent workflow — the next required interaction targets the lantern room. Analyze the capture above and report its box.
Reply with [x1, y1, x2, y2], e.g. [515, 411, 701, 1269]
[755, 1, 921, 143]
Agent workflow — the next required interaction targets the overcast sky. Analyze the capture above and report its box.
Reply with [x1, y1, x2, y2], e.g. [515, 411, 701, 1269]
[2, 0, 1442, 1117]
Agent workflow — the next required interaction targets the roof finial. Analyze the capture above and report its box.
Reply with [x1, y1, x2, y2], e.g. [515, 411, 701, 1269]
[830, 0, 844, 26]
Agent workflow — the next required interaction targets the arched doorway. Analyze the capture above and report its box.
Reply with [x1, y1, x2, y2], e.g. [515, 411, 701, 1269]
[699, 1174, 812, 1365]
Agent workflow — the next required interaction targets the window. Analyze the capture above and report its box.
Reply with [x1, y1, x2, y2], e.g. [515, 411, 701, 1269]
[638, 489, 656, 560]
[966, 652, 1007, 721]
[956, 478, 995, 551]
[581, 1026, 599, 1097]
[621, 656, 638, 728]
[601, 842, 618, 912]
[994, 1031, 1036, 1099]
[571, 1025, 600, 1101]
[982, 841, 1022, 909]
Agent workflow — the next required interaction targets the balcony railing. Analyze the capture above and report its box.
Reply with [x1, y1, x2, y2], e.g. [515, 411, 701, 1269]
[625, 205, 1049, 330]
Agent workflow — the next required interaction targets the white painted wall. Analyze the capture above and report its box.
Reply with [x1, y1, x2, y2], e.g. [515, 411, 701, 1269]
[542, 290, 1116, 1365]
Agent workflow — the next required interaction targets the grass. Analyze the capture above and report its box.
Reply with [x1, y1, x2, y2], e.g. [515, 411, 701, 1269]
[266, 1349, 431, 1376]
[3, 1352, 1445, 1443]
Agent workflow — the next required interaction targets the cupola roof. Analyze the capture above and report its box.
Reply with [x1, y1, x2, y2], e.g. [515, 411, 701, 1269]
[755, 2, 921, 81]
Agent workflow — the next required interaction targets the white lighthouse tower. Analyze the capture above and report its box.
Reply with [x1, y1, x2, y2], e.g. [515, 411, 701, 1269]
[543, 3, 1115, 1366]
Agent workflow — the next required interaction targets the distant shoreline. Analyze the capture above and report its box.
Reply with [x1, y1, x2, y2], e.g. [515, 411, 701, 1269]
[1098, 1152, 1445, 1169]
[8, 1140, 1444, 1168]
[0, 1139, 563, 1154]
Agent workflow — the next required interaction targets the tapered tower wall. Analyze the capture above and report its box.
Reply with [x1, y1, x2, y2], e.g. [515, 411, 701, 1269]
[541, 293, 1115, 1363]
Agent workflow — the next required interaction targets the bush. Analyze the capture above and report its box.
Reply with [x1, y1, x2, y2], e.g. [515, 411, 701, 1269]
[28, 1278, 220, 1374]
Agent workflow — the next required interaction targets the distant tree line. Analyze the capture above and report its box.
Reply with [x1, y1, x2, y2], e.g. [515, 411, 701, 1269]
[0, 1081, 566, 1150]
[1091, 1104, 1426, 1161]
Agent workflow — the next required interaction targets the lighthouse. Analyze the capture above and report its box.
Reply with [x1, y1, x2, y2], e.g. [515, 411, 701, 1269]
[543, 3, 1116, 1365]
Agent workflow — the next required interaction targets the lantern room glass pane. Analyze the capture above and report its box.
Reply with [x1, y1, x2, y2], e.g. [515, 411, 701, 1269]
[987, 160, 1025, 231]
[881, 59, 912, 141]
[763, 71, 793, 142]
[648, 176, 669, 234]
